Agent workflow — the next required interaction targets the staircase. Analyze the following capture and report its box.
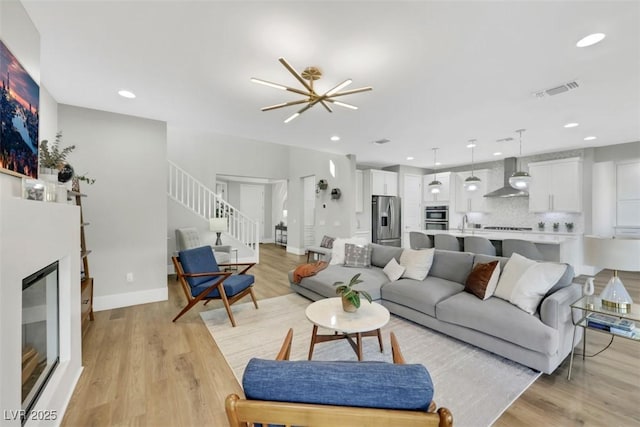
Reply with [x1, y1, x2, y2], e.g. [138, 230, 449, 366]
[168, 161, 260, 262]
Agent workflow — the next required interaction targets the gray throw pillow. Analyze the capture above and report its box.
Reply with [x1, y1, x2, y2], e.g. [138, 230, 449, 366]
[320, 235, 335, 249]
[344, 243, 372, 268]
[370, 244, 403, 268]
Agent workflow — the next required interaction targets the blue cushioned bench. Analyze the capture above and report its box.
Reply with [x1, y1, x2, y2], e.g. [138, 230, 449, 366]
[225, 357, 453, 427]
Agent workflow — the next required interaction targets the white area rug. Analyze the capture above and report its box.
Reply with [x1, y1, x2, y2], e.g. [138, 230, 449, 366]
[201, 293, 541, 427]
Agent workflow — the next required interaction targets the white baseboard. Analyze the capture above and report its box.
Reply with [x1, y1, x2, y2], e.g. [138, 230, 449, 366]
[94, 287, 168, 311]
[287, 246, 306, 255]
[262, 237, 275, 244]
[576, 265, 602, 277]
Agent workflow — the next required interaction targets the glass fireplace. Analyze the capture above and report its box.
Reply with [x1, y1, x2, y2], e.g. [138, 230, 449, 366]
[21, 261, 59, 423]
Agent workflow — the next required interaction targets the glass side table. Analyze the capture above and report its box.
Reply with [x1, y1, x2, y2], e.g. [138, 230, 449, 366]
[568, 295, 640, 380]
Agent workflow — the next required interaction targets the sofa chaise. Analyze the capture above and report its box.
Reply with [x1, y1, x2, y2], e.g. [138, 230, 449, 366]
[288, 243, 582, 374]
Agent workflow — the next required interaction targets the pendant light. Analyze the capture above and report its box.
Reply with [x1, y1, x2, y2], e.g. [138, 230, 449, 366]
[464, 139, 481, 192]
[509, 129, 532, 190]
[428, 148, 442, 194]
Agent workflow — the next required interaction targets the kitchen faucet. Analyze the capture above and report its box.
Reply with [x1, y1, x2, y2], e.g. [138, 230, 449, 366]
[462, 214, 468, 231]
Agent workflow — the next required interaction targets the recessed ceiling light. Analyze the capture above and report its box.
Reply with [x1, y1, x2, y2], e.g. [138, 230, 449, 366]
[118, 89, 136, 99]
[493, 151, 502, 156]
[584, 136, 597, 141]
[564, 122, 579, 128]
[406, 156, 414, 161]
[435, 162, 441, 166]
[330, 135, 340, 142]
[576, 33, 606, 48]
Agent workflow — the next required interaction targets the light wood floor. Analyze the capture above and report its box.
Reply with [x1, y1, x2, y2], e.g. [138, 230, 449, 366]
[62, 244, 640, 426]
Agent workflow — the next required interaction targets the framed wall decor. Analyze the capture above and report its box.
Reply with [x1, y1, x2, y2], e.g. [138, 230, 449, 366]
[0, 39, 40, 178]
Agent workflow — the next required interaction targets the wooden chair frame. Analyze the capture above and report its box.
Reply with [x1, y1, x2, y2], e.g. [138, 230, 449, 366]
[171, 256, 258, 326]
[225, 329, 453, 427]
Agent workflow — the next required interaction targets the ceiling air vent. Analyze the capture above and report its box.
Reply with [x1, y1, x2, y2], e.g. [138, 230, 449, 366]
[533, 80, 580, 98]
[372, 138, 391, 145]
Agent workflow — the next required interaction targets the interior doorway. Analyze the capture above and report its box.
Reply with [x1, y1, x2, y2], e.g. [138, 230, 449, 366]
[215, 181, 228, 201]
[240, 184, 265, 242]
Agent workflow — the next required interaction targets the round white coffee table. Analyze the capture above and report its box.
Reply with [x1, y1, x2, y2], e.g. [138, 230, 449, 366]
[305, 297, 390, 361]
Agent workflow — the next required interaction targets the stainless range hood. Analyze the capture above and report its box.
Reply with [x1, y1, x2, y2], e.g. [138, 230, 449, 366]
[484, 157, 529, 198]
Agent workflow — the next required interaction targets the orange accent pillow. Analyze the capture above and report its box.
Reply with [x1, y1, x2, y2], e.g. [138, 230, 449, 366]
[465, 261, 500, 300]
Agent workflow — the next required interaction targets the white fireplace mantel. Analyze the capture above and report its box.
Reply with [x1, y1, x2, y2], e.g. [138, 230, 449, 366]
[0, 197, 82, 426]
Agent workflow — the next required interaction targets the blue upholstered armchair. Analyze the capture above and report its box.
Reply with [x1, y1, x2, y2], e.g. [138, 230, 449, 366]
[225, 330, 453, 427]
[171, 246, 258, 326]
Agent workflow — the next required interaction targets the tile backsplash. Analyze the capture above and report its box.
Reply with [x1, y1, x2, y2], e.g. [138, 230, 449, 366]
[466, 197, 583, 232]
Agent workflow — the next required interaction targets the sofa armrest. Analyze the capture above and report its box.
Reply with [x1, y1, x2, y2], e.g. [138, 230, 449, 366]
[540, 283, 582, 330]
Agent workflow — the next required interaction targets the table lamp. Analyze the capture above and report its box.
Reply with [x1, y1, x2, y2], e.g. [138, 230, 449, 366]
[209, 217, 227, 246]
[584, 235, 640, 313]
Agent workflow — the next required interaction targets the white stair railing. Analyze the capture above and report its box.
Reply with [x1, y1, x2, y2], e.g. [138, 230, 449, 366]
[168, 161, 259, 262]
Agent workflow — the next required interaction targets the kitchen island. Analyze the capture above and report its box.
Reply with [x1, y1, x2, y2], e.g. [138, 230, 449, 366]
[407, 229, 585, 274]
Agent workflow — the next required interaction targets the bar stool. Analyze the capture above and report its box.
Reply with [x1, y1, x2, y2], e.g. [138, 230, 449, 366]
[409, 232, 433, 249]
[502, 239, 544, 260]
[463, 236, 496, 256]
[434, 234, 461, 251]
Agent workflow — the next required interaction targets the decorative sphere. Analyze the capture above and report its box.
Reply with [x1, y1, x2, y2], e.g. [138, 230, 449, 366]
[58, 163, 74, 183]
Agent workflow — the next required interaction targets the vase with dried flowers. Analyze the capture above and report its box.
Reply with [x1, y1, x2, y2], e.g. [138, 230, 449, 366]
[39, 131, 95, 187]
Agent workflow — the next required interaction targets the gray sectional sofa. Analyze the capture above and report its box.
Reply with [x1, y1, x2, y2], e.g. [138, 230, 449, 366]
[288, 243, 582, 374]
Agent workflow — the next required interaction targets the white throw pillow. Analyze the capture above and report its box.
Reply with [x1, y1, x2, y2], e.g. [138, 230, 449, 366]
[484, 261, 501, 299]
[494, 253, 536, 301]
[330, 237, 367, 265]
[399, 248, 435, 281]
[383, 258, 405, 282]
[508, 263, 567, 314]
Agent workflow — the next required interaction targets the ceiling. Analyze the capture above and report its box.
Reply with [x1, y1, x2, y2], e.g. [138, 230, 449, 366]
[22, 1, 640, 169]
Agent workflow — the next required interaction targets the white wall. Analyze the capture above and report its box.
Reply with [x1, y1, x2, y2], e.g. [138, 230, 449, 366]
[38, 88, 59, 149]
[167, 127, 289, 188]
[287, 147, 355, 254]
[58, 105, 168, 310]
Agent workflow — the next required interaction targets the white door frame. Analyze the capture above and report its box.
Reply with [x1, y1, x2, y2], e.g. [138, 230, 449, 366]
[303, 175, 316, 248]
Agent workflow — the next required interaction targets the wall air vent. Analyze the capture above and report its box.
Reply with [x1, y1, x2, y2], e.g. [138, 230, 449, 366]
[533, 80, 580, 98]
[372, 138, 391, 145]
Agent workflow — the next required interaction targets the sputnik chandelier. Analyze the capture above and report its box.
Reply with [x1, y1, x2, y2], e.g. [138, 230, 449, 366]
[251, 57, 372, 123]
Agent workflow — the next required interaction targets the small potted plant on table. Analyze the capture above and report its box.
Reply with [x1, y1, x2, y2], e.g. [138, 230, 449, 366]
[538, 221, 545, 231]
[553, 222, 560, 232]
[333, 273, 372, 313]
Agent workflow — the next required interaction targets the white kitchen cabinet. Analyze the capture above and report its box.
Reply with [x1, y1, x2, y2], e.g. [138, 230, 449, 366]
[423, 172, 451, 204]
[528, 158, 582, 213]
[369, 170, 398, 196]
[355, 169, 364, 213]
[617, 160, 640, 226]
[617, 161, 640, 200]
[454, 169, 490, 212]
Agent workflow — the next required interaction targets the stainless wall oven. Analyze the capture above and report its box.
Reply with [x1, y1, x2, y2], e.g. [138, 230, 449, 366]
[425, 205, 449, 230]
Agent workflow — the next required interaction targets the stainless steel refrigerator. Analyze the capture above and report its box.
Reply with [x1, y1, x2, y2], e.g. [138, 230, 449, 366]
[372, 195, 401, 247]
